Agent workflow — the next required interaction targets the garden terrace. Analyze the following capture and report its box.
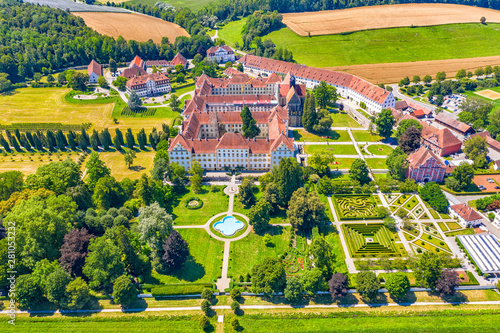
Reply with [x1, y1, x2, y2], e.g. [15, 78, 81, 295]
[342, 224, 399, 257]
[333, 195, 380, 220]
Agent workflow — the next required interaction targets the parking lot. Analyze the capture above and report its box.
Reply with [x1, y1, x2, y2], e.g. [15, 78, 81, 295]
[473, 174, 500, 192]
[442, 94, 466, 113]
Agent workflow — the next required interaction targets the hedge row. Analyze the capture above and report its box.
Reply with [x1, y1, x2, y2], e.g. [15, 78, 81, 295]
[147, 283, 214, 296]
[0, 122, 91, 132]
[120, 106, 157, 117]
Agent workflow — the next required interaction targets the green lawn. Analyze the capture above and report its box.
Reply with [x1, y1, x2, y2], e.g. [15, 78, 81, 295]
[366, 144, 393, 155]
[169, 186, 229, 225]
[352, 131, 382, 142]
[466, 84, 500, 112]
[147, 228, 224, 284]
[330, 157, 357, 169]
[330, 111, 362, 128]
[364, 158, 388, 169]
[293, 129, 351, 142]
[244, 23, 500, 68]
[228, 227, 290, 279]
[372, 173, 387, 182]
[304, 144, 358, 155]
[218, 18, 247, 47]
[0, 315, 205, 333]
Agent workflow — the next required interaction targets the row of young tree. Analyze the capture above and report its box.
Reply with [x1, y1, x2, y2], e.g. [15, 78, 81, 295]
[0, 125, 176, 153]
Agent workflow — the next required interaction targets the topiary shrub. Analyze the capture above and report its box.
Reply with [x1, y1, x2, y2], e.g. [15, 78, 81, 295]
[185, 197, 203, 209]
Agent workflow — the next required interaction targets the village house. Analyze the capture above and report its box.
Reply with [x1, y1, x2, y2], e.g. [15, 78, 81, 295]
[125, 73, 171, 97]
[169, 53, 188, 69]
[449, 203, 483, 227]
[471, 131, 500, 153]
[435, 112, 474, 135]
[206, 46, 236, 63]
[238, 54, 395, 114]
[120, 67, 147, 79]
[406, 146, 446, 183]
[145, 59, 170, 68]
[129, 55, 146, 69]
[87, 60, 102, 84]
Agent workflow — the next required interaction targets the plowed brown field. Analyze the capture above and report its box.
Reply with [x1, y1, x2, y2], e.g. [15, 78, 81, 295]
[326, 55, 500, 84]
[73, 12, 189, 44]
[283, 4, 500, 36]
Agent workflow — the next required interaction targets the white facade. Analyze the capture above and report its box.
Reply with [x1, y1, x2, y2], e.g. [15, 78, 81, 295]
[207, 47, 236, 63]
[126, 78, 171, 97]
[449, 207, 483, 228]
[89, 72, 99, 84]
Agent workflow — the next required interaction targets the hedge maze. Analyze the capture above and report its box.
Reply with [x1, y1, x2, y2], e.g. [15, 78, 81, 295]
[334, 195, 379, 219]
[342, 224, 399, 257]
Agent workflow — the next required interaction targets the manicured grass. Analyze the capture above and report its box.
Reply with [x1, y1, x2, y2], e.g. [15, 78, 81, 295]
[98, 149, 155, 180]
[304, 144, 358, 155]
[437, 222, 449, 232]
[325, 231, 348, 274]
[228, 227, 290, 279]
[330, 157, 357, 169]
[170, 186, 230, 225]
[0, 87, 176, 135]
[330, 110, 362, 128]
[218, 17, 247, 47]
[252, 23, 500, 68]
[147, 228, 224, 284]
[372, 173, 387, 182]
[293, 129, 351, 142]
[352, 131, 382, 142]
[172, 83, 196, 95]
[445, 228, 475, 236]
[364, 158, 388, 169]
[447, 222, 463, 230]
[235, 306, 500, 331]
[0, 315, 205, 333]
[421, 232, 451, 252]
[366, 144, 393, 155]
[429, 209, 440, 219]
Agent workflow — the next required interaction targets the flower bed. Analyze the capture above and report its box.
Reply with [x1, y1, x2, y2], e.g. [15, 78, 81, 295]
[185, 197, 203, 210]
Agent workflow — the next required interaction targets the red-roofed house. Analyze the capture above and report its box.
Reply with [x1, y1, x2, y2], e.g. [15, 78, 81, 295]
[129, 55, 145, 69]
[120, 67, 147, 80]
[471, 131, 500, 153]
[207, 46, 235, 63]
[126, 73, 171, 97]
[449, 203, 483, 227]
[87, 60, 102, 84]
[421, 127, 462, 156]
[406, 147, 446, 183]
[145, 59, 169, 68]
[435, 113, 473, 135]
[169, 53, 188, 69]
[238, 54, 395, 114]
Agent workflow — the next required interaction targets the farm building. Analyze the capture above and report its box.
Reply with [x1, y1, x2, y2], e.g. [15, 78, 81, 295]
[129, 55, 145, 69]
[238, 54, 395, 114]
[471, 131, 500, 153]
[207, 46, 236, 63]
[87, 60, 102, 84]
[457, 234, 500, 274]
[169, 53, 188, 69]
[421, 126, 462, 157]
[145, 59, 169, 68]
[120, 67, 147, 79]
[406, 147, 445, 183]
[450, 203, 483, 228]
[435, 113, 473, 135]
[125, 73, 171, 97]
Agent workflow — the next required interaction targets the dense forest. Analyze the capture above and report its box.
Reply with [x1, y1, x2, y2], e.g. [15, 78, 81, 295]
[0, 1, 213, 82]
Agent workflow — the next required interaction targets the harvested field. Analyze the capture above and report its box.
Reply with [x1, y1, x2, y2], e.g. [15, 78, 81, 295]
[475, 89, 500, 100]
[326, 55, 500, 84]
[283, 4, 500, 36]
[73, 12, 189, 44]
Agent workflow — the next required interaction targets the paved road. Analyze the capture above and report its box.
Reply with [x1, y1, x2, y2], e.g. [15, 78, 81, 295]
[388, 84, 437, 112]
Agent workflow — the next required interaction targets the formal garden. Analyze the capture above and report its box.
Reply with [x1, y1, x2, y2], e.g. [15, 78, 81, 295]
[342, 223, 404, 258]
[333, 194, 380, 220]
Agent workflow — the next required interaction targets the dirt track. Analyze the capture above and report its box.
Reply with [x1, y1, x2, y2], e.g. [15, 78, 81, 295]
[73, 12, 189, 44]
[326, 56, 500, 84]
[283, 4, 500, 36]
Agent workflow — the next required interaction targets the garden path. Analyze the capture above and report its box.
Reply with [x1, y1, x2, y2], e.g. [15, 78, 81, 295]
[326, 196, 358, 274]
[377, 192, 413, 255]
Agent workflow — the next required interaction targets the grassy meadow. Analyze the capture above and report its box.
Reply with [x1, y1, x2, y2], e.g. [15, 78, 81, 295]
[219, 21, 500, 68]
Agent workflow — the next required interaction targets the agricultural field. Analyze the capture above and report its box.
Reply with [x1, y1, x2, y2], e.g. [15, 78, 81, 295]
[333, 195, 379, 220]
[342, 223, 400, 257]
[282, 4, 500, 36]
[0, 88, 177, 134]
[0, 152, 82, 175]
[72, 12, 189, 44]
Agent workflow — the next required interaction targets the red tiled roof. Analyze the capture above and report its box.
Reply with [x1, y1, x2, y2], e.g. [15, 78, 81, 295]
[207, 45, 234, 55]
[87, 60, 102, 77]
[422, 127, 462, 149]
[435, 113, 472, 134]
[239, 54, 391, 104]
[121, 67, 147, 79]
[145, 60, 169, 67]
[170, 53, 187, 67]
[126, 73, 170, 89]
[223, 67, 243, 77]
[471, 131, 500, 151]
[450, 203, 482, 222]
[411, 109, 426, 118]
[407, 146, 445, 168]
[130, 55, 144, 68]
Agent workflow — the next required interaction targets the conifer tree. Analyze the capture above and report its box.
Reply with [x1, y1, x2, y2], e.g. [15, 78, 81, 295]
[20, 134, 31, 151]
[55, 130, 66, 151]
[67, 131, 77, 150]
[115, 128, 124, 145]
[113, 135, 122, 151]
[26, 131, 35, 147]
[240, 106, 261, 138]
[10, 135, 21, 152]
[33, 134, 43, 151]
[46, 130, 56, 151]
[126, 128, 135, 149]
[0, 134, 11, 152]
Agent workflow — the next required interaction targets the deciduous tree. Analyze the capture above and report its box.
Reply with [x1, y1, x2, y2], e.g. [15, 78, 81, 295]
[356, 271, 380, 301]
[328, 273, 349, 299]
[248, 198, 271, 233]
[385, 272, 410, 300]
[162, 230, 190, 271]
